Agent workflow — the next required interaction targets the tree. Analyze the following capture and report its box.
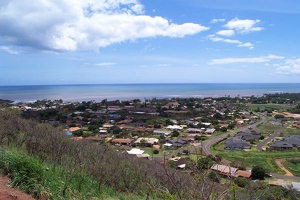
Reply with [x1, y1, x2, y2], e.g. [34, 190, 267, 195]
[207, 171, 220, 183]
[171, 130, 180, 137]
[153, 149, 159, 154]
[251, 165, 265, 180]
[274, 114, 284, 119]
[197, 156, 214, 170]
[72, 129, 83, 137]
[111, 125, 121, 135]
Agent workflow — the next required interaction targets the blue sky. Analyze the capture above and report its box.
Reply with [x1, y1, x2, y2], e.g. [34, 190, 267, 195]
[1, 0, 300, 85]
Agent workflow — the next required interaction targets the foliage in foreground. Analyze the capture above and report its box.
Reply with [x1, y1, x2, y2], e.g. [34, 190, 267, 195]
[0, 110, 226, 199]
[0, 147, 142, 200]
[0, 110, 300, 199]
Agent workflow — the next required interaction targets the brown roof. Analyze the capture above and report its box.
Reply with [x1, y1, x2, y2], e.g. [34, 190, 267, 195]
[112, 138, 131, 144]
[236, 170, 251, 178]
[68, 127, 82, 132]
[85, 136, 103, 141]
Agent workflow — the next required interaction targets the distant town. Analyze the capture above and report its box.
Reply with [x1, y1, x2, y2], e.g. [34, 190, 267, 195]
[2, 92, 300, 191]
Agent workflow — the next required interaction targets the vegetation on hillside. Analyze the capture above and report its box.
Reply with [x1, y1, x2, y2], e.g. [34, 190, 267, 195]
[1, 97, 300, 199]
[0, 110, 227, 199]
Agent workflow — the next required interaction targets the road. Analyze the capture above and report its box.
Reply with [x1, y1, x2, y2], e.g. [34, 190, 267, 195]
[201, 114, 266, 156]
[256, 122, 293, 151]
[200, 113, 300, 180]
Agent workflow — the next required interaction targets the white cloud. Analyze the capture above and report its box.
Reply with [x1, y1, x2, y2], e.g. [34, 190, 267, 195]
[207, 35, 254, 49]
[216, 30, 235, 37]
[0, 0, 208, 52]
[211, 18, 225, 23]
[95, 62, 116, 67]
[0, 46, 19, 54]
[224, 18, 263, 34]
[276, 58, 300, 75]
[209, 54, 285, 65]
[154, 64, 170, 67]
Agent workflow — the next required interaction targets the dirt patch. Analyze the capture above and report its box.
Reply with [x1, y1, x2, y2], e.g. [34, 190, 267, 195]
[0, 174, 35, 200]
[275, 158, 293, 176]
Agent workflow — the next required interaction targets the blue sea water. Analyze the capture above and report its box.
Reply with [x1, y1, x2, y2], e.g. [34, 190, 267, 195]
[0, 83, 300, 102]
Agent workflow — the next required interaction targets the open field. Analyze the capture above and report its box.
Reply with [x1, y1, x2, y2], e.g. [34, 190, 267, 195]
[282, 127, 300, 136]
[282, 158, 300, 177]
[256, 121, 283, 135]
[212, 149, 300, 174]
[246, 104, 292, 112]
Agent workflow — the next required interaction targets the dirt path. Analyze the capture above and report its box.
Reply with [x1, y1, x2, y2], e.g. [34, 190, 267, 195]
[275, 158, 293, 176]
[0, 175, 35, 200]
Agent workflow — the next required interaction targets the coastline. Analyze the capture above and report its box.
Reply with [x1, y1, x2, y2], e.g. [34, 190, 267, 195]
[1, 83, 300, 103]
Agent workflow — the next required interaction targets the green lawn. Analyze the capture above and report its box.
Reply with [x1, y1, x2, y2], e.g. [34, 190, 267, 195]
[281, 127, 300, 136]
[256, 121, 283, 135]
[246, 104, 292, 112]
[282, 158, 300, 177]
[214, 150, 300, 174]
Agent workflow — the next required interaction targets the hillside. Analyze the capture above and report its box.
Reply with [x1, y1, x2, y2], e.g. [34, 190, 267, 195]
[0, 109, 299, 199]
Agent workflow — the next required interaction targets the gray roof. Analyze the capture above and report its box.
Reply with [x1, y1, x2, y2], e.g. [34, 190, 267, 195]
[284, 135, 300, 147]
[270, 140, 293, 148]
[225, 137, 251, 150]
[270, 135, 300, 148]
[237, 132, 261, 141]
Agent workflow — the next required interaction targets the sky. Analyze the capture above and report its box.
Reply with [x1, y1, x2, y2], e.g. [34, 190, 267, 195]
[1, 0, 300, 85]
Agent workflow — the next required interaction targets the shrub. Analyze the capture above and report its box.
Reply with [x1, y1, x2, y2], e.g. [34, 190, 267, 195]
[251, 166, 265, 180]
[153, 149, 159, 154]
[208, 171, 220, 183]
[234, 177, 249, 188]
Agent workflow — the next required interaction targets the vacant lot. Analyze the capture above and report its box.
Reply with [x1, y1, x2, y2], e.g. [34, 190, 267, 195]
[282, 127, 300, 136]
[246, 104, 292, 112]
[282, 158, 300, 177]
[214, 149, 300, 174]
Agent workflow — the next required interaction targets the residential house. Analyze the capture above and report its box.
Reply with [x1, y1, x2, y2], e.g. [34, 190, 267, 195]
[134, 137, 159, 146]
[211, 164, 238, 177]
[111, 138, 132, 146]
[187, 128, 203, 133]
[166, 125, 183, 130]
[205, 128, 216, 135]
[165, 138, 190, 148]
[269, 135, 300, 150]
[153, 129, 172, 137]
[225, 137, 251, 150]
[237, 132, 261, 141]
[269, 140, 293, 150]
[162, 101, 180, 109]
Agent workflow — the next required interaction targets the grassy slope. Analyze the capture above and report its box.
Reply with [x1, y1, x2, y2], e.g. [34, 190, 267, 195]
[0, 147, 144, 200]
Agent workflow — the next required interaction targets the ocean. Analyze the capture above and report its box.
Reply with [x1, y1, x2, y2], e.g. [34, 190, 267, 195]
[0, 83, 300, 103]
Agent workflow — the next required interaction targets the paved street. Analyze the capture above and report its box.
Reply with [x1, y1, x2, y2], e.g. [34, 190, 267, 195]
[202, 114, 266, 156]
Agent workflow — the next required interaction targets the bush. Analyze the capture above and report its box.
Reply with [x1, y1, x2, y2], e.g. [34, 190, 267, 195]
[208, 171, 220, 183]
[251, 166, 265, 180]
[182, 149, 190, 155]
[153, 149, 159, 154]
[259, 135, 265, 140]
[234, 177, 249, 188]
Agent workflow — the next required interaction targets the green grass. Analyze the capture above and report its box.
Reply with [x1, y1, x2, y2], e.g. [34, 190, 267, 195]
[282, 158, 300, 177]
[246, 104, 291, 112]
[142, 147, 165, 157]
[213, 149, 300, 174]
[213, 141, 225, 151]
[256, 121, 283, 135]
[0, 147, 145, 200]
[281, 127, 300, 136]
